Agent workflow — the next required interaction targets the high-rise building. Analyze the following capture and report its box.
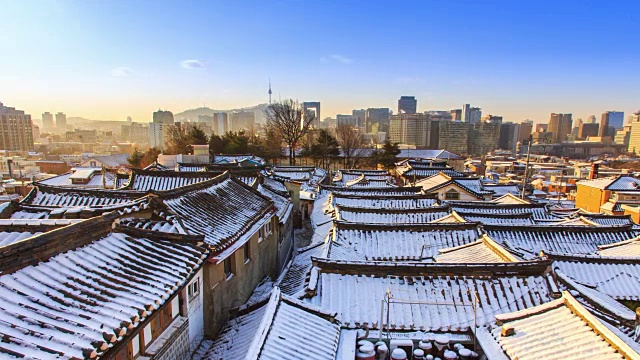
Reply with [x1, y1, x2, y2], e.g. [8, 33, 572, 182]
[461, 104, 471, 122]
[615, 126, 631, 147]
[628, 113, 640, 154]
[388, 113, 438, 147]
[336, 114, 359, 127]
[437, 121, 470, 155]
[469, 121, 500, 155]
[352, 109, 366, 131]
[535, 123, 548, 133]
[55, 112, 67, 131]
[42, 112, 54, 131]
[365, 108, 390, 133]
[149, 123, 166, 149]
[587, 115, 597, 124]
[230, 111, 255, 132]
[450, 109, 462, 121]
[518, 121, 533, 143]
[426, 111, 452, 121]
[499, 122, 520, 152]
[468, 107, 482, 123]
[578, 123, 599, 139]
[302, 102, 321, 128]
[548, 113, 572, 143]
[0, 102, 34, 151]
[572, 118, 584, 137]
[481, 114, 502, 124]
[398, 96, 417, 114]
[212, 112, 228, 135]
[600, 111, 624, 137]
[153, 110, 174, 124]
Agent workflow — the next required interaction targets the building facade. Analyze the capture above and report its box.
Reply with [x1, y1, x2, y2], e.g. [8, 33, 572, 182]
[0, 102, 34, 151]
[153, 110, 174, 124]
[398, 96, 417, 114]
[42, 111, 54, 132]
[548, 112, 572, 143]
[55, 112, 67, 132]
[230, 111, 255, 132]
[365, 107, 390, 133]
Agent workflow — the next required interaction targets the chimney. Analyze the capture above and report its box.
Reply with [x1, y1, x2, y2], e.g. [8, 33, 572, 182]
[589, 163, 599, 180]
[7, 159, 13, 179]
[501, 324, 516, 337]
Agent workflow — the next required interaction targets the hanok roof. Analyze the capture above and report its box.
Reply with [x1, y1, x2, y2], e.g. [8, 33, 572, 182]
[335, 205, 449, 224]
[435, 234, 519, 263]
[304, 259, 556, 331]
[258, 184, 293, 223]
[0, 219, 82, 247]
[550, 254, 640, 302]
[449, 202, 557, 220]
[0, 218, 208, 359]
[485, 224, 640, 260]
[327, 222, 481, 261]
[484, 184, 521, 198]
[456, 211, 536, 225]
[598, 237, 640, 257]
[578, 175, 640, 191]
[0, 197, 150, 220]
[331, 194, 438, 210]
[320, 186, 422, 197]
[581, 213, 636, 226]
[476, 292, 640, 360]
[416, 173, 492, 199]
[156, 172, 274, 250]
[261, 177, 288, 196]
[399, 168, 464, 179]
[396, 149, 464, 160]
[197, 288, 340, 360]
[21, 184, 145, 208]
[490, 193, 531, 205]
[121, 169, 222, 191]
[344, 176, 395, 189]
[277, 242, 325, 296]
[37, 167, 116, 188]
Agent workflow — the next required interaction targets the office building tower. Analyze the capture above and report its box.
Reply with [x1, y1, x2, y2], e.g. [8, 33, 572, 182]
[615, 126, 631, 147]
[302, 102, 321, 128]
[352, 109, 366, 131]
[0, 102, 34, 151]
[365, 108, 390, 133]
[518, 121, 533, 143]
[499, 122, 520, 152]
[600, 111, 624, 137]
[548, 113, 572, 143]
[578, 123, 599, 139]
[587, 115, 597, 124]
[628, 113, 640, 154]
[32, 124, 40, 141]
[398, 96, 417, 114]
[437, 121, 470, 155]
[461, 104, 471, 122]
[153, 110, 174, 125]
[481, 114, 503, 124]
[469, 121, 500, 155]
[468, 107, 482, 123]
[388, 113, 438, 148]
[42, 112, 54, 131]
[212, 112, 228, 135]
[149, 123, 166, 150]
[450, 109, 462, 121]
[230, 111, 256, 132]
[535, 123, 548, 133]
[55, 112, 67, 131]
[572, 118, 584, 137]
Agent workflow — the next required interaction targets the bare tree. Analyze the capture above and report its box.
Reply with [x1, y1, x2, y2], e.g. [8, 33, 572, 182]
[336, 124, 365, 169]
[265, 99, 315, 165]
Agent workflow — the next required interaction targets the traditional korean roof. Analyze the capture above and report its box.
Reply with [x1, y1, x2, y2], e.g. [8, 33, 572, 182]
[399, 168, 464, 179]
[269, 166, 315, 182]
[21, 184, 146, 208]
[258, 184, 293, 223]
[213, 154, 265, 165]
[548, 216, 601, 226]
[455, 211, 536, 225]
[261, 177, 288, 196]
[335, 205, 449, 224]
[277, 242, 325, 296]
[448, 202, 558, 220]
[37, 167, 116, 188]
[416, 173, 492, 199]
[331, 194, 438, 210]
[485, 224, 640, 260]
[320, 185, 422, 197]
[490, 193, 531, 205]
[0, 219, 82, 247]
[578, 175, 640, 191]
[304, 259, 556, 331]
[483, 184, 521, 198]
[344, 176, 395, 188]
[581, 213, 636, 226]
[476, 291, 640, 360]
[120, 169, 222, 191]
[155, 172, 274, 250]
[549, 253, 640, 302]
[396, 149, 464, 160]
[0, 197, 151, 220]
[435, 234, 519, 263]
[0, 216, 208, 359]
[197, 288, 340, 360]
[327, 222, 481, 261]
[598, 237, 640, 257]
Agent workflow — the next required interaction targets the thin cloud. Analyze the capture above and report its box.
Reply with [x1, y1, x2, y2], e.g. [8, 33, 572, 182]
[321, 54, 354, 64]
[181, 59, 206, 69]
[111, 66, 133, 77]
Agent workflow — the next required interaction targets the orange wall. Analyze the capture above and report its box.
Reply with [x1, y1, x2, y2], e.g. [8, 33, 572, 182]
[575, 184, 609, 213]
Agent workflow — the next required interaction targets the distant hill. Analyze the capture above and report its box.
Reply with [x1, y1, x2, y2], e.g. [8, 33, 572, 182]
[174, 104, 269, 123]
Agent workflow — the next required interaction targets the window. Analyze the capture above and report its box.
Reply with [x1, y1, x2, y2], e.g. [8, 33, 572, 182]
[171, 296, 180, 318]
[266, 221, 272, 235]
[143, 324, 152, 346]
[131, 335, 140, 357]
[224, 257, 234, 279]
[243, 243, 251, 263]
[258, 226, 264, 242]
[444, 189, 460, 200]
[188, 279, 200, 301]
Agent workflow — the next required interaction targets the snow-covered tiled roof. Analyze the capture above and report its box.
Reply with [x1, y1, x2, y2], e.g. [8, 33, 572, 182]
[396, 149, 464, 160]
[448, 202, 558, 220]
[456, 212, 535, 225]
[476, 291, 639, 360]
[0, 227, 207, 359]
[321, 186, 422, 197]
[0, 219, 83, 247]
[485, 225, 640, 260]
[416, 173, 492, 199]
[122, 169, 221, 191]
[157, 173, 274, 250]
[328, 222, 481, 261]
[37, 167, 116, 188]
[581, 213, 635, 226]
[0, 230, 42, 247]
[277, 242, 325, 296]
[331, 194, 438, 210]
[578, 175, 640, 191]
[258, 184, 293, 223]
[400, 168, 464, 179]
[335, 206, 449, 224]
[305, 260, 555, 331]
[435, 235, 519, 263]
[483, 184, 520, 198]
[261, 177, 288, 195]
[21, 184, 145, 208]
[196, 288, 340, 360]
[598, 237, 640, 257]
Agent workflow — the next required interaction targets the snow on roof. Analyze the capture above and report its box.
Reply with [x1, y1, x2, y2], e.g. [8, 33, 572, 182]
[0, 229, 207, 359]
[456, 212, 536, 225]
[21, 184, 146, 208]
[435, 234, 519, 263]
[0, 219, 83, 247]
[157, 173, 274, 250]
[84, 154, 129, 168]
[38, 167, 116, 188]
[598, 236, 640, 257]
[578, 175, 640, 191]
[490, 193, 531, 205]
[550, 254, 640, 302]
[476, 291, 639, 360]
[399, 168, 464, 179]
[581, 213, 635, 227]
[213, 154, 265, 165]
[449, 202, 558, 220]
[0, 230, 42, 247]
[304, 260, 555, 331]
[483, 184, 521, 198]
[196, 288, 340, 360]
[548, 216, 601, 227]
[331, 194, 438, 210]
[416, 173, 491, 199]
[327, 222, 481, 261]
[261, 177, 288, 195]
[335, 206, 449, 224]
[122, 169, 222, 191]
[277, 243, 325, 296]
[485, 224, 640, 260]
[258, 184, 293, 223]
[321, 185, 422, 197]
[396, 149, 464, 160]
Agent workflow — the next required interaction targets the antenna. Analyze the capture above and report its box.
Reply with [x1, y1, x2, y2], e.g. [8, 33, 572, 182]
[268, 78, 273, 104]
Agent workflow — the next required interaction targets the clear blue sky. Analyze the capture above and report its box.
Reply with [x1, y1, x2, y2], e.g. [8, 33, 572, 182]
[1, 0, 639, 123]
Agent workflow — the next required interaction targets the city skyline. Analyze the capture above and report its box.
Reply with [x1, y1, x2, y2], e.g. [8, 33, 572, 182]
[2, 1, 639, 122]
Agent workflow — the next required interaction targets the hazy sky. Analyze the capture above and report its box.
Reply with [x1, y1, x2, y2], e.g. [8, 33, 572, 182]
[1, 0, 639, 123]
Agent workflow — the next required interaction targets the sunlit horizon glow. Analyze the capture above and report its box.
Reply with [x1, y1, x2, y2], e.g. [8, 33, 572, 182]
[1, 0, 639, 123]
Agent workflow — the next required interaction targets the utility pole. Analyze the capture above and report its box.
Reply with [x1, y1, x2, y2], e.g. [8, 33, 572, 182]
[521, 135, 533, 199]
